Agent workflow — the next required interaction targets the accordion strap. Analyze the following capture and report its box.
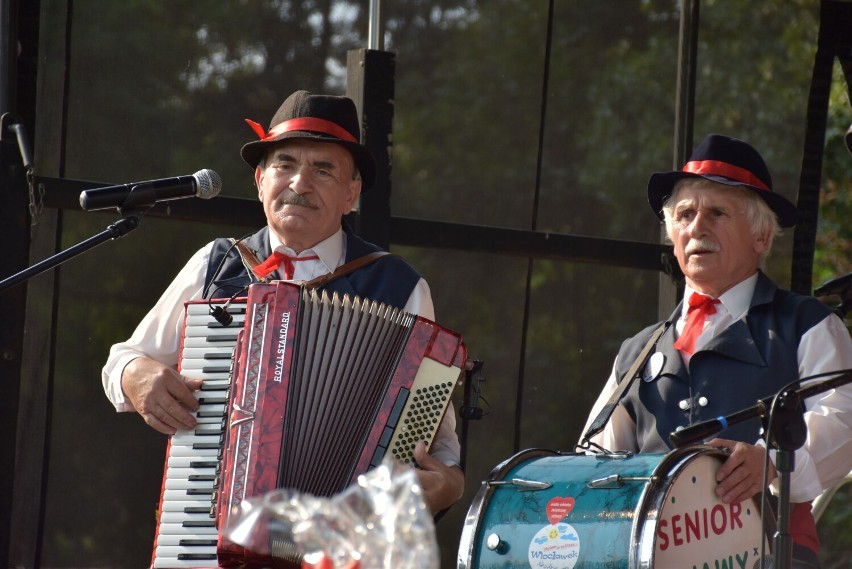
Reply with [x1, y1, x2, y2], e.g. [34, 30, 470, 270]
[304, 251, 390, 289]
[231, 239, 390, 288]
[580, 320, 670, 445]
[233, 239, 263, 278]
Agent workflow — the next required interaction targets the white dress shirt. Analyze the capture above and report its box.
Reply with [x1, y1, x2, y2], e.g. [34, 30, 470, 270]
[581, 273, 852, 502]
[102, 227, 461, 465]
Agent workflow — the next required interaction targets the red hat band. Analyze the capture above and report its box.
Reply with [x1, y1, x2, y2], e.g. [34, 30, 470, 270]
[683, 159, 770, 192]
[245, 117, 358, 144]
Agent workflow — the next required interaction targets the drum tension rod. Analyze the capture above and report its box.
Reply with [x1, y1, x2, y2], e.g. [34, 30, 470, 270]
[486, 478, 553, 491]
[587, 474, 653, 489]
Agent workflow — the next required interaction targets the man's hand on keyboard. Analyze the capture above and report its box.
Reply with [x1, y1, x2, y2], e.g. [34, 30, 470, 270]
[121, 356, 203, 435]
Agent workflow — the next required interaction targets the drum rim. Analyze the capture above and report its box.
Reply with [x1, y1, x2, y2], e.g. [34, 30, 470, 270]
[456, 448, 559, 569]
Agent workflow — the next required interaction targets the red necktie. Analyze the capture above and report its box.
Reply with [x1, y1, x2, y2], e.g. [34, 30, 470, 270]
[673, 293, 720, 355]
[252, 251, 319, 280]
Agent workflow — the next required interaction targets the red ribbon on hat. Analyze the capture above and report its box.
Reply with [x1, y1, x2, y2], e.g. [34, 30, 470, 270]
[244, 117, 358, 143]
[683, 159, 770, 191]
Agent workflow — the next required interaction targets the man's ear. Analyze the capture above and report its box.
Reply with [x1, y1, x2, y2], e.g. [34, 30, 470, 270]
[754, 227, 773, 254]
[254, 166, 264, 200]
[345, 177, 362, 212]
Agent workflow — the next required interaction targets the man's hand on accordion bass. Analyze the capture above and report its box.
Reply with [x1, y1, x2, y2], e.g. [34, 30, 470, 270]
[121, 356, 204, 435]
[412, 442, 465, 515]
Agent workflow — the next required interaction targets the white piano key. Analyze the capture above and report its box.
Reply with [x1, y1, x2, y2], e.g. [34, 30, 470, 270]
[171, 432, 222, 448]
[156, 544, 217, 557]
[152, 554, 218, 568]
[159, 499, 213, 513]
[165, 446, 219, 458]
[166, 466, 216, 479]
[178, 370, 232, 382]
[159, 510, 216, 524]
[181, 346, 236, 360]
[163, 478, 216, 492]
[190, 403, 226, 416]
[183, 328, 241, 342]
[163, 489, 215, 502]
[167, 456, 220, 469]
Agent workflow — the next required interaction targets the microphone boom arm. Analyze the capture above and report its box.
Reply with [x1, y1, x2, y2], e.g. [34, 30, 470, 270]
[0, 213, 143, 293]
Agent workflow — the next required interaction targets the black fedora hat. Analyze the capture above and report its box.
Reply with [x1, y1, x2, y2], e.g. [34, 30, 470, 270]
[647, 134, 798, 228]
[240, 90, 377, 190]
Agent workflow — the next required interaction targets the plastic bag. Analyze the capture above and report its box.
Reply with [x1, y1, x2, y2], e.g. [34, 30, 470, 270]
[224, 457, 439, 569]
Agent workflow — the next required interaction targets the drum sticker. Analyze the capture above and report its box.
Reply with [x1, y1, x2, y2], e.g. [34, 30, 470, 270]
[527, 497, 580, 568]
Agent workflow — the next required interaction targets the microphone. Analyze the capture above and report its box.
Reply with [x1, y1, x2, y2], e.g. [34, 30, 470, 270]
[814, 271, 852, 298]
[79, 169, 222, 212]
[669, 401, 769, 448]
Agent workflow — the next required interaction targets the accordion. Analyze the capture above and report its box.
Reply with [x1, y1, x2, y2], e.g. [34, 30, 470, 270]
[150, 281, 467, 568]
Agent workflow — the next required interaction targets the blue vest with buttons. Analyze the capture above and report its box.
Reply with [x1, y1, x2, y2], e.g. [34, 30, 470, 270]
[613, 271, 833, 452]
[203, 223, 421, 310]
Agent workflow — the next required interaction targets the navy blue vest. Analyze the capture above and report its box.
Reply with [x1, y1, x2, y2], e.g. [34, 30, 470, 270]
[203, 224, 421, 310]
[614, 271, 833, 452]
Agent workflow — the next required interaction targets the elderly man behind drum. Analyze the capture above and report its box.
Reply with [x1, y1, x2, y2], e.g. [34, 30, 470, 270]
[580, 134, 852, 568]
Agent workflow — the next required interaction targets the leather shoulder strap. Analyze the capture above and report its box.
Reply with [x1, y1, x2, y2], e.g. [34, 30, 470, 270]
[580, 321, 671, 446]
[233, 239, 266, 280]
[304, 251, 390, 290]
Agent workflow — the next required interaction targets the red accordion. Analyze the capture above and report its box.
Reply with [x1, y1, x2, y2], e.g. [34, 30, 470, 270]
[150, 282, 467, 568]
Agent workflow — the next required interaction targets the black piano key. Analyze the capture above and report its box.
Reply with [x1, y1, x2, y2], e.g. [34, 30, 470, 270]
[179, 539, 218, 547]
[178, 553, 218, 561]
[197, 396, 227, 405]
[188, 474, 216, 482]
[183, 520, 216, 528]
[202, 351, 233, 360]
[183, 506, 212, 514]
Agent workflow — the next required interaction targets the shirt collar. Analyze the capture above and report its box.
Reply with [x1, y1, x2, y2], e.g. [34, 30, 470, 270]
[681, 272, 758, 321]
[267, 228, 346, 274]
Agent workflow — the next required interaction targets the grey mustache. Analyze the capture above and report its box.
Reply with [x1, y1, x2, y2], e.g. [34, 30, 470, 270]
[278, 193, 317, 208]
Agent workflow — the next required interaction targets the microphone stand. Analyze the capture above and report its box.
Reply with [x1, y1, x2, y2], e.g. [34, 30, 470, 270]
[0, 209, 145, 293]
[669, 370, 852, 569]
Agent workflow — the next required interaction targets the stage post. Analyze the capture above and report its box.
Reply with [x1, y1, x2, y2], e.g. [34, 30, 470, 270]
[346, 48, 395, 251]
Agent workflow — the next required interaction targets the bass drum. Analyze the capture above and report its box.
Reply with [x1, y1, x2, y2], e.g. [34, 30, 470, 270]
[458, 446, 772, 569]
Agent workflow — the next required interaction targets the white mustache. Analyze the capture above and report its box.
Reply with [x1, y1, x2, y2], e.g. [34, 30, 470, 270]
[685, 239, 721, 255]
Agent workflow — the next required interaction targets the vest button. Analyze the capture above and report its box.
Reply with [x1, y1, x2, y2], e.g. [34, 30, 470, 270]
[678, 399, 690, 410]
[698, 396, 709, 407]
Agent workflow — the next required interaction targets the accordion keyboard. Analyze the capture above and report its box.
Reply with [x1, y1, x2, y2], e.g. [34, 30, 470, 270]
[151, 300, 245, 569]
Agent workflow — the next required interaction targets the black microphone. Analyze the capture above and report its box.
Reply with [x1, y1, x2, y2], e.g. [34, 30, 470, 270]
[79, 169, 222, 212]
[669, 402, 768, 447]
[814, 271, 852, 298]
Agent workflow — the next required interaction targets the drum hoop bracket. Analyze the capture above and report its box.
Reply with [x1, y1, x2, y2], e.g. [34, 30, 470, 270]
[587, 474, 654, 489]
[485, 478, 553, 491]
